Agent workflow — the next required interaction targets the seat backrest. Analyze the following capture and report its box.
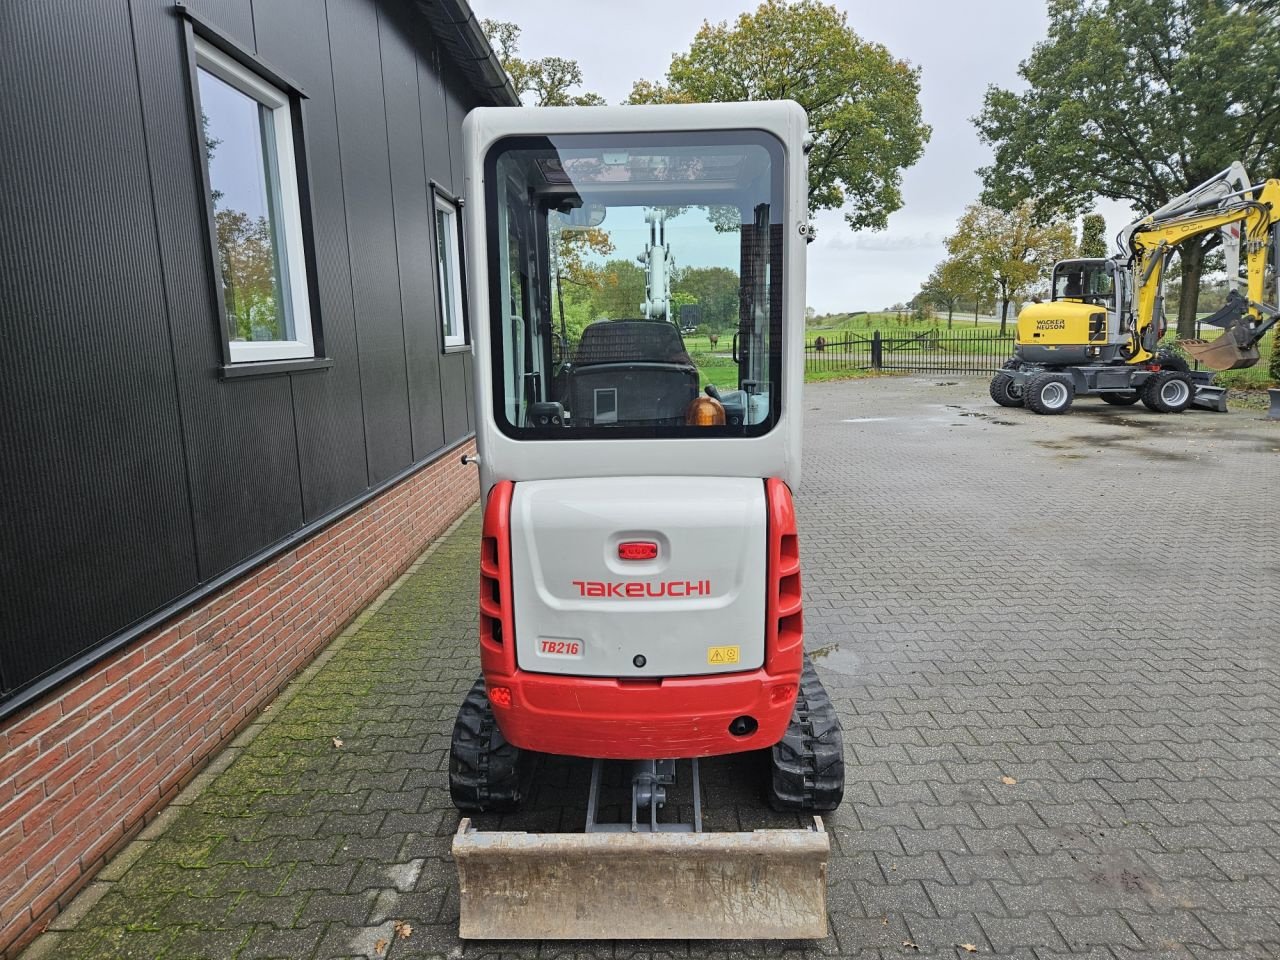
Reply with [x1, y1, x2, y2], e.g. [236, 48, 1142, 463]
[574, 320, 691, 366]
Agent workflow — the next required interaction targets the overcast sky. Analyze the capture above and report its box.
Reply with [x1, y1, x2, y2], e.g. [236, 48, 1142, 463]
[471, 0, 1136, 313]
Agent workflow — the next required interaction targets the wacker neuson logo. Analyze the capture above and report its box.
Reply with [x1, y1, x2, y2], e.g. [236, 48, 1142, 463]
[572, 579, 712, 598]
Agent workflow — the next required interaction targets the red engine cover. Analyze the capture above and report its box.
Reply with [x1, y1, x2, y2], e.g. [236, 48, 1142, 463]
[477, 478, 805, 759]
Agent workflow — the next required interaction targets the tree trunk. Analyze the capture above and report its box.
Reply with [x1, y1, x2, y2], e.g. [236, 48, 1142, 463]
[947, 305, 953, 329]
[1176, 237, 1207, 339]
[998, 285, 1010, 336]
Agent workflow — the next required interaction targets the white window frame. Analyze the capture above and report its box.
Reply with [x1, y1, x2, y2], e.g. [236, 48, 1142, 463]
[435, 195, 468, 349]
[194, 38, 315, 364]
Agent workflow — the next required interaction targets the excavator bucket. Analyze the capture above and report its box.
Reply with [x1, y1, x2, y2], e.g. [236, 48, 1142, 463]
[453, 817, 830, 940]
[1179, 336, 1260, 371]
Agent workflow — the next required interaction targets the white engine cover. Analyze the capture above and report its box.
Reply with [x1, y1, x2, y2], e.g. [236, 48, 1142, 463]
[510, 477, 767, 678]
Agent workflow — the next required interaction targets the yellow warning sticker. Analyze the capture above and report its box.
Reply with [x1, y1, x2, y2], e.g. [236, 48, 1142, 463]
[707, 645, 741, 665]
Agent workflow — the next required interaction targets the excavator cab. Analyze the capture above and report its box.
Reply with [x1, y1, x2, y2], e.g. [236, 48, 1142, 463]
[1017, 258, 1129, 365]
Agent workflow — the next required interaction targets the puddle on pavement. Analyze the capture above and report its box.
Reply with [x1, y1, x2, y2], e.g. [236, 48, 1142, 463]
[808, 642, 859, 675]
[944, 406, 1018, 426]
[1035, 435, 1197, 463]
[1071, 408, 1156, 428]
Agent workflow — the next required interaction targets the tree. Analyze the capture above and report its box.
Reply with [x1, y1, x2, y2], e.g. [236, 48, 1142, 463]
[627, 0, 930, 231]
[592, 260, 648, 320]
[974, 0, 1280, 337]
[214, 210, 280, 341]
[548, 216, 615, 342]
[673, 266, 740, 332]
[482, 20, 604, 106]
[920, 260, 972, 328]
[1079, 213, 1109, 258]
[945, 202, 1076, 335]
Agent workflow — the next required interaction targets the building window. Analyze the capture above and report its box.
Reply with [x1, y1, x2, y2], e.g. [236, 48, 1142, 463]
[434, 195, 467, 349]
[194, 38, 314, 363]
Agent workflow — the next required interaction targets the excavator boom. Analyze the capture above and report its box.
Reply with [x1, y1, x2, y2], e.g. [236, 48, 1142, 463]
[1129, 177, 1280, 370]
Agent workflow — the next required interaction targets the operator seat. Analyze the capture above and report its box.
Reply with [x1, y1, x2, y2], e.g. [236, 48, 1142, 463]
[567, 320, 699, 427]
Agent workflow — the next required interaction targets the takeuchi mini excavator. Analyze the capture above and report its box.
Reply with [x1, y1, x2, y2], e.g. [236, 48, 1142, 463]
[991, 162, 1280, 415]
[447, 101, 843, 940]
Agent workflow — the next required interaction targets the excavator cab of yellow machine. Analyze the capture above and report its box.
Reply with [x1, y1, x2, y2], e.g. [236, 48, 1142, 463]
[1016, 259, 1125, 366]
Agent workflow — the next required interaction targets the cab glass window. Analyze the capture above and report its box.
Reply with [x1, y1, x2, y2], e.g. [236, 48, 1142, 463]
[484, 131, 784, 439]
[1054, 263, 1114, 304]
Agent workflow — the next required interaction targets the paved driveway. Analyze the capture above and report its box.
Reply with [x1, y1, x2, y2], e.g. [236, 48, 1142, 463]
[25, 377, 1280, 959]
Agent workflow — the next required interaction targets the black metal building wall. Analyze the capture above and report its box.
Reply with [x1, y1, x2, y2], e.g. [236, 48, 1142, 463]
[0, 0, 483, 711]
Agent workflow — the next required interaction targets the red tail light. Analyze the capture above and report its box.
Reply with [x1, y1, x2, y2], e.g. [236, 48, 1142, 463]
[771, 683, 797, 704]
[480, 482, 516, 676]
[765, 479, 804, 676]
[618, 541, 659, 561]
[487, 685, 512, 708]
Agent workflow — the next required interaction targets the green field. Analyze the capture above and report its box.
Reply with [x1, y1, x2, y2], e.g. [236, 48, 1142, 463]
[681, 316, 1277, 390]
[808, 311, 1008, 334]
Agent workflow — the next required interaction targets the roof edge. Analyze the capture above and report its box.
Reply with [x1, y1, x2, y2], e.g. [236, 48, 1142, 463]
[411, 0, 520, 107]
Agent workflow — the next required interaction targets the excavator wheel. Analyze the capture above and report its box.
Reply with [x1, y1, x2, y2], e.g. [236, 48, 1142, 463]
[1023, 372, 1075, 415]
[1140, 370, 1194, 413]
[450, 678, 535, 813]
[1100, 391, 1141, 406]
[768, 656, 844, 813]
[1155, 349, 1190, 372]
[988, 371, 1024, 408]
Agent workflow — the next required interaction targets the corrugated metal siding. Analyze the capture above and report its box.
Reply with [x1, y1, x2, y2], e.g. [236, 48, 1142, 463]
[0, 0, 199, 696]
[254, 0, 371, 521]
[183, 0, 256, 50]
[131, 0, 307, 581]
[440, 69, 476, 444]
[328, 0, 415, 487]
[380, 11, 449, 462]
[0, 0, 479, 706]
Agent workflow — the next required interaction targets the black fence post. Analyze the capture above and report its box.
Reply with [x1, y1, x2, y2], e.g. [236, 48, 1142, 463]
[871, 330, 882, 370]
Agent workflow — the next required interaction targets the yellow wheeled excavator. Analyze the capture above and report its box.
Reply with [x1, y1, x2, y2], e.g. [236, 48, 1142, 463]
[991, 163, 1280, 415]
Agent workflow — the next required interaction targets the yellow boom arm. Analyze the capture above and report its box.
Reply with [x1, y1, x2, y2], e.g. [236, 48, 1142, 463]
[1128, 179, 1279, 364]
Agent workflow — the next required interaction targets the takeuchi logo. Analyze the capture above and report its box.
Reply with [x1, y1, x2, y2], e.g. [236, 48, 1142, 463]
[571, 580, 712, 599]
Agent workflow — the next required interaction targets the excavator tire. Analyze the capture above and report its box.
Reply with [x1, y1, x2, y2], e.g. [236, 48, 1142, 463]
[768, 657, 844, 813]
[1141, 370, 1194, 413]
[1100, 391, 1141, 406]
[1155, 349, 1190, 372]
[1024, 372, 1075, 415]
[989, 371, 1024, 408]
[450, 678, 534, 813]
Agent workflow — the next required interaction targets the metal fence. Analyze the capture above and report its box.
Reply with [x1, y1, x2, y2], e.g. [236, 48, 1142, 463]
[806, 328, 1016, 375]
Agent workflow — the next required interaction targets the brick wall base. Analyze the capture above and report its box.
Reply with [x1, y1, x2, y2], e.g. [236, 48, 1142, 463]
[0, 442, 478, 958]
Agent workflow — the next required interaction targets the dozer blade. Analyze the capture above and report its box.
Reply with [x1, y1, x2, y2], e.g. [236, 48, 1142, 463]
[1180, 336, 1259, 371]
[453, 816, 830, 940]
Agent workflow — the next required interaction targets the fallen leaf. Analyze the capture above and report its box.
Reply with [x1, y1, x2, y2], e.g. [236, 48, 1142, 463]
[373, 937, 388, 956]
[960, 944, 978, 953]
[1000, 775, 1017, 785]
[332, 737, 344, 749]
[882, 916, 889, 926]
[394, 920, 413, 939]
[903, 939, 919, 950]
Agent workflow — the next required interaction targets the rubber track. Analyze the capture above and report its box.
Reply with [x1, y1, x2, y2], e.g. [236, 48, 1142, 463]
[768, 657, 845, 812]
[449, 678, 529, 812]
